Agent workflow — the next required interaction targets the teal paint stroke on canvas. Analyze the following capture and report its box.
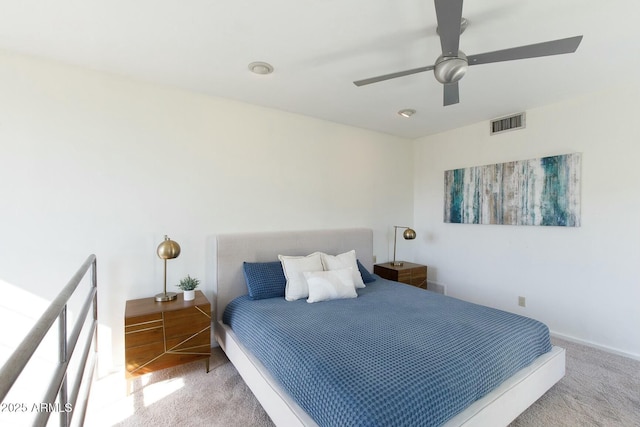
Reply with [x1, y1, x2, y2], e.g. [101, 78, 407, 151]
[443, 154, 581, 226]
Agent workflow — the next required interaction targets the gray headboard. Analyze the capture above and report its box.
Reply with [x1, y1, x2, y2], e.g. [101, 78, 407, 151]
[214, 228, 373, 322]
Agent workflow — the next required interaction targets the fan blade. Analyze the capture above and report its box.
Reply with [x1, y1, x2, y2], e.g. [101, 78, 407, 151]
[434, 0, 464, 56]
[443, 83, 460, 106]
[467, 35, 583, 66]
[353, 65, 434, 86]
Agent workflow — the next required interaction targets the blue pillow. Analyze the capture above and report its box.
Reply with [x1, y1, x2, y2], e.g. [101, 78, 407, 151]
[243, 261, 286, 300]
[357, 259, 376, 283]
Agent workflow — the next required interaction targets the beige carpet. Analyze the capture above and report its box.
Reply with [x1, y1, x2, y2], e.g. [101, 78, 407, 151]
[510, 338, 640, 427]
[86, 337, 640, 426]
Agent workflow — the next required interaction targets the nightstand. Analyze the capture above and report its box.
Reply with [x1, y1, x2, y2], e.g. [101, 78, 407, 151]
[124, 290, 211, 390]
[374, 262, 428, 289]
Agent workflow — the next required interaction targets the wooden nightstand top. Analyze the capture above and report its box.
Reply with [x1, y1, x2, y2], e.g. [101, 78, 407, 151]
[374, 261, 426, 272]
[125, 290, 209, 318]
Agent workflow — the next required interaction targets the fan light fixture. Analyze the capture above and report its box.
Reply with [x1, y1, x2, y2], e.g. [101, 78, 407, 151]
[248, 61, 274, 75]
[392, 226, 417, 266]
[398, 109, 416, 118]
[155, 235, 181, 302]
[353, 0, 583, 107]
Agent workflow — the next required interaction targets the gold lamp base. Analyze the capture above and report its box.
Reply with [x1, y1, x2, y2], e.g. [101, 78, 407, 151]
[155, 292, 177, 302]
[391, 261, 404, 266]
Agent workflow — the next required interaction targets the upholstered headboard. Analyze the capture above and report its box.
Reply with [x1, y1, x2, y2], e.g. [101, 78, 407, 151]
[214, 228, 373, 322]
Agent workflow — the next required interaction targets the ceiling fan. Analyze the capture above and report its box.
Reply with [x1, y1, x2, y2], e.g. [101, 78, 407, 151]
[353, 0, 583, 106]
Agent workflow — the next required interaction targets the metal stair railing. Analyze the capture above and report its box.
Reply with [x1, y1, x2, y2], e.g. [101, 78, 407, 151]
[0, 254, 98, 427]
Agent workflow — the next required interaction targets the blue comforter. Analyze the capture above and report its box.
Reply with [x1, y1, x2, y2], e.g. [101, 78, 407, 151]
[223, 277, 551, 426]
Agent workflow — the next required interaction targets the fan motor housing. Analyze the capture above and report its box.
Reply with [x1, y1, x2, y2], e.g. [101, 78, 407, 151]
[434, 52, 468, 84]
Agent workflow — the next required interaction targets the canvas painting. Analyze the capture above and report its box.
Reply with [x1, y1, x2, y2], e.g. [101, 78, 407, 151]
[444, 153, 581, 226]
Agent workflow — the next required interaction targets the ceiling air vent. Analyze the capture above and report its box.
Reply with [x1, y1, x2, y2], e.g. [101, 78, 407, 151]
[490, 112, 526, 135]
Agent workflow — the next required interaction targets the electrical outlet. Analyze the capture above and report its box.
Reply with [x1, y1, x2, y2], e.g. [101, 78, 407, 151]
[373, 255, 377, 263]
[518, 296, 526, 307]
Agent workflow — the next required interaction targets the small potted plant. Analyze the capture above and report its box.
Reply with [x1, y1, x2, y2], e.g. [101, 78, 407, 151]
[177, 275, 200, 301]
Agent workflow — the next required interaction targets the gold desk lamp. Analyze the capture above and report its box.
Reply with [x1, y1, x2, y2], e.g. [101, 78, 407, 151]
[155, 235, 181, 302]
[392, 226, 416, 266]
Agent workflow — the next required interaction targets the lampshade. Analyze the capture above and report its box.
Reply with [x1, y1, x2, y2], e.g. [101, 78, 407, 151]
[157, 236, 181, 260]
[402, 228, 417, 240]
[155, 235, 181, 302]
[392, 226, 416, 266]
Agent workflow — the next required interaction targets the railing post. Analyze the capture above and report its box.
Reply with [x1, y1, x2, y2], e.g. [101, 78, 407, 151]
[59, 306, 69, 427]
[93, 258, 98, 356]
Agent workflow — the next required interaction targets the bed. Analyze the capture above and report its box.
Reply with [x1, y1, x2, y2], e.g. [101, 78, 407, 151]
[213, 228, 565, 426]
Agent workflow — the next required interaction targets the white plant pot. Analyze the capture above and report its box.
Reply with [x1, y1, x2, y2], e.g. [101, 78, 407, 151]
[183, 290, 195, 301]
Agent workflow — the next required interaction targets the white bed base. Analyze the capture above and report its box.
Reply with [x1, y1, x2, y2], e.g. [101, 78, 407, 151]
[214, 228, 565, 427]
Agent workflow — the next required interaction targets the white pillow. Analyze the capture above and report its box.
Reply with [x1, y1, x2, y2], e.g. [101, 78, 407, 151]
[320, 250, 366, 289]
[304, 268, 357, 303]
[278, 253, 324, 301]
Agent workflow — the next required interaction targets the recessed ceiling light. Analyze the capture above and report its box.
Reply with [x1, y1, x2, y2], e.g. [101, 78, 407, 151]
[398, 109, 416, 118]
[248, 61, 274, 75]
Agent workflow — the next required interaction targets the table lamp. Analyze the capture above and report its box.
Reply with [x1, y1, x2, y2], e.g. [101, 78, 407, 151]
[392, 226, 416, 266]
[155, 235, 181, 302]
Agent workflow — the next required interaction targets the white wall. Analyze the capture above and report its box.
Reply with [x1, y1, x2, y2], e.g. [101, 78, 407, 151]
[0, 51, 414, 373]
[413, 86, 640, 359]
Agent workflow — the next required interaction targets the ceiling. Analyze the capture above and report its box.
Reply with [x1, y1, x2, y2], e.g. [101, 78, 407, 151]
[0, 0, 637, 139]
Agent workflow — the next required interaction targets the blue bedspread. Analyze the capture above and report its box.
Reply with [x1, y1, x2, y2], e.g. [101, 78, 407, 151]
[223, 277, 552, 426]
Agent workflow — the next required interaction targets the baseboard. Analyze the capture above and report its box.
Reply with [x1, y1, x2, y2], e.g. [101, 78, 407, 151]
[427, 280, 447, 295]
[550, 331, 640, 361]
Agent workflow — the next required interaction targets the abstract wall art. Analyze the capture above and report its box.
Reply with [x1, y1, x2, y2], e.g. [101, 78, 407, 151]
[444, 153, 581, 226]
